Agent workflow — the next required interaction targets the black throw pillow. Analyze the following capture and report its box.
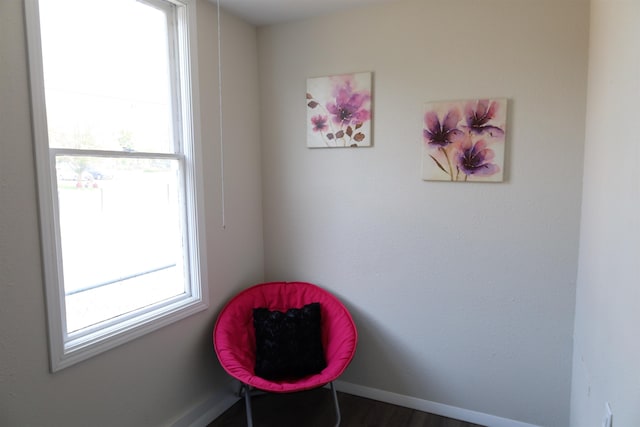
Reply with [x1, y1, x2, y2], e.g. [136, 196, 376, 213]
[253, 302, 326, 380]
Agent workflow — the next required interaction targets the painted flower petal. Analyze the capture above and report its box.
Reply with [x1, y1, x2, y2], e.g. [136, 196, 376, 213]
[464, 102, 475, 123]
[350, 92, 370, 109]
[469, 125, 504, 138]
[310, 115, 328, 132]
[327, 80, 371, 127]
[442, 109, 461, 131]
[334, 88, 350, 105]
[424, 111, 441, 134]
[474, 163, 500, 176]
[448, 128, 465, 143]
[354, 109, 371, 124]
[456, 139, 500, 177]
[475, 100, 489, 118]
[424, 109, 464, 147]
[486, 101, 498, 120]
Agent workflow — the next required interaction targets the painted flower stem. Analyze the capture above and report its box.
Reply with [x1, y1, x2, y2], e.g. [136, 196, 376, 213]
[439, 147, 454, 181]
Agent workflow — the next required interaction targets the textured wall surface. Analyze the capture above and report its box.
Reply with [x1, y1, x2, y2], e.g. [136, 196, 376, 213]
[570, 1, 640, 426]
[257, 1, 589, 425]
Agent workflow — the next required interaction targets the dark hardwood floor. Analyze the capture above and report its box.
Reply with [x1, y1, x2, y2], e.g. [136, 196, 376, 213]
[207, 388, 486, 427]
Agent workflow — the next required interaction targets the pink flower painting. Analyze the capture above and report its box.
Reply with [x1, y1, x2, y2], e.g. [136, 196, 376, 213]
[306, 72, 372, 148]
[422, 98, 507, 182]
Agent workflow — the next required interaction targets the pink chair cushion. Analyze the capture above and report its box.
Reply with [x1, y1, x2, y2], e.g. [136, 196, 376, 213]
[213, 281, 358, 393]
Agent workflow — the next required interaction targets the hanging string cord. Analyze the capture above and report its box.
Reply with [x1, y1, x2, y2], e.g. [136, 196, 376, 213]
[217, 0, 226, 229]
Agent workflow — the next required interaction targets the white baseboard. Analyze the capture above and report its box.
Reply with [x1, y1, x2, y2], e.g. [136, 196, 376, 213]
[334, 380, 541, 427]
[171, 383, 240, 427]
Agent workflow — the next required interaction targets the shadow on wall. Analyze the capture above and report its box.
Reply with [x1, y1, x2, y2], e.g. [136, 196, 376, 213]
[338, 298, 444, 399]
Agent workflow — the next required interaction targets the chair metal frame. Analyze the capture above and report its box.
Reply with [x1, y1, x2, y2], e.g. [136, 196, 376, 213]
[239, 381, 341, 427]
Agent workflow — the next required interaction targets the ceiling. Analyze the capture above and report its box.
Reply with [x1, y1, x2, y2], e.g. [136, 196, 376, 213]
[218, 0, 398, 27]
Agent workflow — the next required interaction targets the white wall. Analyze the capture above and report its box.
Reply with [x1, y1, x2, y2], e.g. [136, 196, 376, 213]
[570, 1, 640, 426]
[0, 1, 263, 425]
[258, 1, 589, 426]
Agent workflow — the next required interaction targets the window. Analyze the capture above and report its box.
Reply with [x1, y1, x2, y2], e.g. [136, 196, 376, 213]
[26, 0, 208, 371]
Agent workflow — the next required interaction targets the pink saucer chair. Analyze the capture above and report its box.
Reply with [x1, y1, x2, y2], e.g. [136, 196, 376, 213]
[213, 281, 358, 427]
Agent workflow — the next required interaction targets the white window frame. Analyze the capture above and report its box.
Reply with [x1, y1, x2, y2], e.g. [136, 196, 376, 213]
[25, 0, 208, 372]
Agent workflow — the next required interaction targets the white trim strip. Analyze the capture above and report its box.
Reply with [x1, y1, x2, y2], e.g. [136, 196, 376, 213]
[50, 148, 182, 159]
[24, 0, 68, 373]
[334, 381, 541, 427]
[171, 379, 239, 427]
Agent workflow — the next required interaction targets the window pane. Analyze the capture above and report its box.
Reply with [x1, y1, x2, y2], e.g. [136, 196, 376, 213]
[56, 156, 188, 333]
[40, 0, 175, 153]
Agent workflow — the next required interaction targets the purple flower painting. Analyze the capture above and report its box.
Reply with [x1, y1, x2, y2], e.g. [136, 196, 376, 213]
[307, 72, 372, 148]
[422, 98, 506, 182]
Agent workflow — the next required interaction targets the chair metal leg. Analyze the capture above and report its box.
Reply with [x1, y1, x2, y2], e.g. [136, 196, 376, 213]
[330, 381, 341, 427]
[238, 382, 246, 397]
[242, 383, 254, 427]
[240, 381, 340, 427]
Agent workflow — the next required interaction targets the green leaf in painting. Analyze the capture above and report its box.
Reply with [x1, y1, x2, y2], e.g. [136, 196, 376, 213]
[335, 130, 344, 138]
[327, 133, 335, 140]
[355, 123, 363, 130]
[429, 154, 448, 174]
[306, 93, 313, 100]
[346, 126, 353, 137]
[353, 133, 365, 142]
[350, 144, 358, 147]
[307, 101, 319, 108]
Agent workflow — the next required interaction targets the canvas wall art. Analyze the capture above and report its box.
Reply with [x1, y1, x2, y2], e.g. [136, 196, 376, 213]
[422, 98, 507, 182]
[306, 72, 372, 148]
